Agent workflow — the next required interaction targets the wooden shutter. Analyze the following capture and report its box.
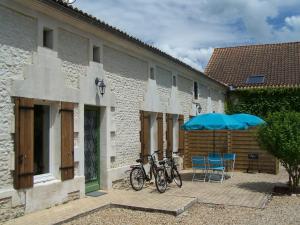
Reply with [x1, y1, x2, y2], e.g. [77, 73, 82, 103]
[60, 102, 74, 181]
[14, 97, 34, 189]
[157, 113, 164, 160]
[178, 114, 185, 156]
[166, 113, 173, 158]
[140, 111, 150, 163]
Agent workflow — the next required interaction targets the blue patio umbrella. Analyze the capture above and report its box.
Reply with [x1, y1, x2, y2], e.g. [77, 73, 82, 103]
[182, 113, 248, 152]
[230, 113, 265, 126]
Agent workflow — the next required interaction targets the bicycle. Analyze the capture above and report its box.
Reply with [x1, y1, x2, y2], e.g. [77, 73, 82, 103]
[130, 151, 163, 191]
[155, 152, 182, 193]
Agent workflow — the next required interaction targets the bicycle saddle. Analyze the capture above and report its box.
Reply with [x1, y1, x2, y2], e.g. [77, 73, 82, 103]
[136, 159, 142, 163]
[159, 160, 166, 165]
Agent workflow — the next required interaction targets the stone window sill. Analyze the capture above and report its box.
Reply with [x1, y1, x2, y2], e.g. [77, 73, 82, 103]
[34, 173, 56, 184]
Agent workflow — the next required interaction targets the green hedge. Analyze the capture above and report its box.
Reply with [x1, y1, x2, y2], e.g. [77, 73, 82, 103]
[226, 87, 300, 118]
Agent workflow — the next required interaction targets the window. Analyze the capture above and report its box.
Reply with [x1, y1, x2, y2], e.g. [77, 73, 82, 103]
[93, 46, 101, 63]
[14, 98, 75, 189]
[194, 81, 198, 99]
[43, 28, 53, 49]
[34, 105, 50, 175]
[172, 75, 177, 87]
[246, 75, 265, 84]
[150, 67, 155, 80]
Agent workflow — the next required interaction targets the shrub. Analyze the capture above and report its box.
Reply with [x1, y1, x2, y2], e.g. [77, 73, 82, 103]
[258, 111, 300, 192]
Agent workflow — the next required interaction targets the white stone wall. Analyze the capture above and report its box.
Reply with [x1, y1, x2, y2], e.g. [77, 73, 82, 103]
[156, 66, 173, 112]
[0, 5, 37, 221]
[0, 5, 37, 188]
[58, 28, 89, 89]
[177, 75, 193, 118]
[103, 45, 148, 168]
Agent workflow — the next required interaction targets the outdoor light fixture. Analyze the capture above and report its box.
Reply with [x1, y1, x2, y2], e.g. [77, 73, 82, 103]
[95, 78, 106, 96]
[229, 85, 236, 91]
[62, 0, 77, 4]
[196, 103, 202, 114]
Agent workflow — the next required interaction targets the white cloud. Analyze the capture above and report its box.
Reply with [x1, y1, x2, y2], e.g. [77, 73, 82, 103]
[74, 0, 300, 71]
[285, 15, 300, 29]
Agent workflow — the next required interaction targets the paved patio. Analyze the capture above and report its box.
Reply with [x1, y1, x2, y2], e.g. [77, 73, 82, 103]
[3, 168, 287, 225]
[126, 167, 287, 208]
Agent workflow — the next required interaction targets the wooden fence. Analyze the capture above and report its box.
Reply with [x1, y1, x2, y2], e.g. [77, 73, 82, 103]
[183, 128, 279, 174]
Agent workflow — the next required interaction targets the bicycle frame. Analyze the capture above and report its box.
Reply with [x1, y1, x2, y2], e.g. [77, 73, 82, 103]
[162, 156, 178, 183]
[130, 151, 159, 182]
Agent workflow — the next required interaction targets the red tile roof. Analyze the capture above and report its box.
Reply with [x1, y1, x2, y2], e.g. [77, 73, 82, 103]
[205, 42, 300, 88]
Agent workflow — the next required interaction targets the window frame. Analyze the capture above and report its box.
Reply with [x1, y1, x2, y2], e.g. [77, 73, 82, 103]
[43, 27, 54, 49]
[172, 75, 177, 87]
[245, 75, 265, 84]
[193, 81, 199, 99]
[92, 45, 101, 63]
[33, 101, 56, 184]
[149, 67, 155, 80]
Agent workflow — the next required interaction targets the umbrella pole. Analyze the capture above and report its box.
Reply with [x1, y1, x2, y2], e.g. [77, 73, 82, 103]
[213, 130, 215, 153]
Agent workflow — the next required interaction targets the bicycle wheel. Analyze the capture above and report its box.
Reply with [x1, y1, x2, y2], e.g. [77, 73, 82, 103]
[130, 167, 144, 191]
[155, 168, 167, 193]
[172, 168, 182, 188]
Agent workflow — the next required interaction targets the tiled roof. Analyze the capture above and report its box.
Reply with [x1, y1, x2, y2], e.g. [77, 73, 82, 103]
[205, 42, 300, 88]
[39, 0, 226, 87]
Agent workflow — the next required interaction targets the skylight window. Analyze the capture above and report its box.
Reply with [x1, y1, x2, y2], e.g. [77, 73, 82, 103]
[246, 75, 265, 84]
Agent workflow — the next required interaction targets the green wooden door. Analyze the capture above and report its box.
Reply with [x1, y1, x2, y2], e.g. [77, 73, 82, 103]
[84, 107, 100, 193]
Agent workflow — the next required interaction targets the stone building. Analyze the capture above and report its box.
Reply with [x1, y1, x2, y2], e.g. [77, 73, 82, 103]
[0, 0, 227, 221]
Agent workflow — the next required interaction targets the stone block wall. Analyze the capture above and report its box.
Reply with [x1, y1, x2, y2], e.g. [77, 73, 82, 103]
[0, 5, 36, 190]
[103, 46, 148, 168]
[58, 28, 89, 89]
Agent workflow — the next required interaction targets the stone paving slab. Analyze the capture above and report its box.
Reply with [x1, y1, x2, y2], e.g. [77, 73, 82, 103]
[109, 190, 197, 215]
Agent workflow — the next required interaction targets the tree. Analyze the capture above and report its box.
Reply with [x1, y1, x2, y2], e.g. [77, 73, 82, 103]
[258, 111, 300, 192]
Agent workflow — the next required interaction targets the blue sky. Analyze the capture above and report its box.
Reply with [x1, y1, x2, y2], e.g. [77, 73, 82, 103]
[73, 0, 300, 71]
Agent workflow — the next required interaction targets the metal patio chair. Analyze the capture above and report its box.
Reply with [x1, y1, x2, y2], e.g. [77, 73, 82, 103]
[191, 156, 207, 182]
[223, 153, 236, 177]
[208, 157, 225, 183]
[208, 152, 222, 159]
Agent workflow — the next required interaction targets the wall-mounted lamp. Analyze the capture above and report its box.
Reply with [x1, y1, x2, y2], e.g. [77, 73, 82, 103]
[229, 85, 236, 91]
[62, 0, 77, 4]
[196, 103, 202, 114]
[95, 78, 106, 96]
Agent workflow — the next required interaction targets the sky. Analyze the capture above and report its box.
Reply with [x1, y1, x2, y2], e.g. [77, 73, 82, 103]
[73, 0, 300, 71]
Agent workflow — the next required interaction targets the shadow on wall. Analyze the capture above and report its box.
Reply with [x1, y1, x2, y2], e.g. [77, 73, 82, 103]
[0, 6, 37, 51]
[57, 28, 89, 66]
[156, 66, 172, 89]
[177, 75, 193, 95]
[103, 46, 148, 81]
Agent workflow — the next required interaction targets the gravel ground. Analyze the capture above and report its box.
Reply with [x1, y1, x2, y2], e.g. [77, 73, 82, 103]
[64, 196, 300, 225]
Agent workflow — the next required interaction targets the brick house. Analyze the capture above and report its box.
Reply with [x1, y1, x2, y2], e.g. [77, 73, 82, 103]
[0, 0, 227, 220]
